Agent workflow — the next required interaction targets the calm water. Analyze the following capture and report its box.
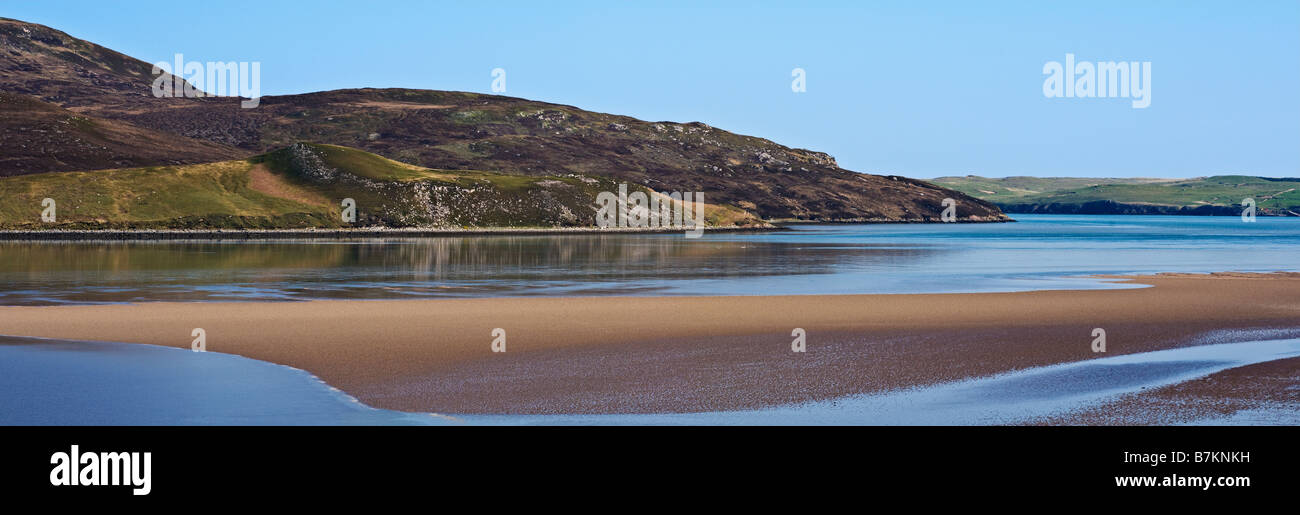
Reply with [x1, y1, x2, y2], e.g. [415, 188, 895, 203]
[461, 334, 1300, 425]
[3, 214, 1299, 424]
[0, 336, 443, 425]
[4, 330, 1296, 425]
[1, 215, 1298, 305]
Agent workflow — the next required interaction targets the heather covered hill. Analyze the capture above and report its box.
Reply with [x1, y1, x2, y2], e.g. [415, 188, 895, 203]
[0, 92, 243, 176]
[0, 17, 1007, 223]
[0, 17, 171, 108]
[84, 88, 1006, 221]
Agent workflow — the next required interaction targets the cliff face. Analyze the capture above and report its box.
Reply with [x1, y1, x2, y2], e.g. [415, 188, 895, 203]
[1, 17, 1008, 223]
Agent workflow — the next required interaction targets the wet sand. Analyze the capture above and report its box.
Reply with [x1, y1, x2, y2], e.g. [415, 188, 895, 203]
[0, 273, 1297, 417]
[1037, 355, 1300, 425]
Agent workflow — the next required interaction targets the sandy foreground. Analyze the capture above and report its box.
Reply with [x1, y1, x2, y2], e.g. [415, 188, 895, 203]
[0, 273, 1298, 418]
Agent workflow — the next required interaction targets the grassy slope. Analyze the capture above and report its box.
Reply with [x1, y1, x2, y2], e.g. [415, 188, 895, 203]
[934, 175, 1300, 211]
[300, 142, 556, 188]
[931, 176, 1179, 200]
[0, 143, 763, 230]
[0, 160, 333, 229]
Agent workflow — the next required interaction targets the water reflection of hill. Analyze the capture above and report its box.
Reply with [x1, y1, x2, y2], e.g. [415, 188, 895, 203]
[0, 236, 935, 304]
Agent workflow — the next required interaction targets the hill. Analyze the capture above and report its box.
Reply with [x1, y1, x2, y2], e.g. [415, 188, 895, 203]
[0, 17, 1006, 224]
[0, 92, 243, 176]
[0, 142, 762, 230]
[933, 175, 1300, 216]
[930, 176, 1180, 201]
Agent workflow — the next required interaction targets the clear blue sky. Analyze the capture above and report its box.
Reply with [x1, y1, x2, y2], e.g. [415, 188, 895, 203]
[7, 0, 1298, 178]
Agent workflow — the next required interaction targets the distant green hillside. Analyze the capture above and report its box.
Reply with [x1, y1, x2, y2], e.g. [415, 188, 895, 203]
[931, 176, 1179, 200]
[933, 175, 1300, 216]
[0, 143, 762, 229]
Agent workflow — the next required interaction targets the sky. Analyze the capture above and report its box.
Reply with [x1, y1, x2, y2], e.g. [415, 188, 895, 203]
[6, 0, 1299, 178]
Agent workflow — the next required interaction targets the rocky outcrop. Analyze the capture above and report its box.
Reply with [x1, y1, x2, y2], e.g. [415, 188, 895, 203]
[262, 143, 624, 228]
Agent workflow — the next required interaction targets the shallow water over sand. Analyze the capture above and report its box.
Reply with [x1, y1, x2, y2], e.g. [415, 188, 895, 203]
[458, 336, 1300, 425]
[0, 336, 442, 425]
[3, 333, 1296, 425]
[2, 215, 1297, 424]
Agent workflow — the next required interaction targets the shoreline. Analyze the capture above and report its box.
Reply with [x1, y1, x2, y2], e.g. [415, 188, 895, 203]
[0, 273, 1297, 420]
[1036, 355, 1300, 425]
[0, 215, 1022, 240]
[0, 225, 783, 241]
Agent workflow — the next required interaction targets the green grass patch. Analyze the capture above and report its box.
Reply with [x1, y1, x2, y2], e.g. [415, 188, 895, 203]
[0, 160, 333, 229]
[934, 175, 1300, 209]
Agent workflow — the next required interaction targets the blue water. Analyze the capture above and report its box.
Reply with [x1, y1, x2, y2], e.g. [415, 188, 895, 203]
[0, 336, 445, 425]
[459, 335, 1300, 426]
[4, 333, 1296, 425]
[0, 215, 1297, 304]
[2, 215, 1298, 424]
